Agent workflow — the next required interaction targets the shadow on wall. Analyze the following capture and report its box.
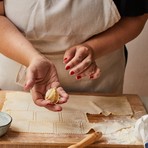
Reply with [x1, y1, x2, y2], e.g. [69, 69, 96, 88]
[123, 21, 148, 96]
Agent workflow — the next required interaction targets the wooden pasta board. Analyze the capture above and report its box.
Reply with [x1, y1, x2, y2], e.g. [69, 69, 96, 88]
[0, 90, 147, 148]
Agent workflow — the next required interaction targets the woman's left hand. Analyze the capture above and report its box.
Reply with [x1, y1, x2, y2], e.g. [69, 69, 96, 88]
[24, 56, 69, 112]
[63, 44, 101, 80]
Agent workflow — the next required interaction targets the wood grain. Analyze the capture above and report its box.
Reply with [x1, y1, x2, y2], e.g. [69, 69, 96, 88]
[0, 91, 147, 148]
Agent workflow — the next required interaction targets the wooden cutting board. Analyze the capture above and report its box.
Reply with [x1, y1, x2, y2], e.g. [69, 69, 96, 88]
[0, 91, 147, 148]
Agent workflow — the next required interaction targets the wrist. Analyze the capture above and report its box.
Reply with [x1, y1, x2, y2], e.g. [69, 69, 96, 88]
[28, 52, 53, 68]
[27, 52, 45, 67]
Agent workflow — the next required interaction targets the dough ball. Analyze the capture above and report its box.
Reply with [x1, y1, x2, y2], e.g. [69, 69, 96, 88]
[45, 88, 59, 103]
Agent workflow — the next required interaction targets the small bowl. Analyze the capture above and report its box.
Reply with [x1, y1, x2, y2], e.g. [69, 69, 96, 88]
[0, 112, 12, 137]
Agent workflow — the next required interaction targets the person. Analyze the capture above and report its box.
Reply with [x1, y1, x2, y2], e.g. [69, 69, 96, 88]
[0, 0, 147, 112]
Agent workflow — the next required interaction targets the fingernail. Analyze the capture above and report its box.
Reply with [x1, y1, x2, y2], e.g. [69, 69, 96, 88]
[66, 66, 70, 70]
[76, 76, 81, 79]
[70, 71, 75, 75]
[64, 58, 67, 61]
[63, 58, 68, 64]
[90, 75, 94, 79]
[24, 83, 27, 89]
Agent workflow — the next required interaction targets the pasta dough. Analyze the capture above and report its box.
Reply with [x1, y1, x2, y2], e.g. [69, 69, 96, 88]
[1, 91, 134, 135]
[45, 88, 59, 103]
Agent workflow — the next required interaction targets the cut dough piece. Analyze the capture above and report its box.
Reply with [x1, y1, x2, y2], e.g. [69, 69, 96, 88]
[62, 95, 133, 116]
[8, 110, 34, 121]
[10, 120, 30, 133]
[61, 111, 89, 122]
[55, 122, 91, 134]
[29, 121, 54, 133]
[35, 111, 60, 122]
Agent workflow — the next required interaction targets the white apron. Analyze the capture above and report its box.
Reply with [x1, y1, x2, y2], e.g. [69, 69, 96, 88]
[1, 0, 125, 93]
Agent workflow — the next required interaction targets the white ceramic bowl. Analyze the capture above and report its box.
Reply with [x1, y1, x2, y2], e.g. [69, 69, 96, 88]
[0, 112, 12, 137]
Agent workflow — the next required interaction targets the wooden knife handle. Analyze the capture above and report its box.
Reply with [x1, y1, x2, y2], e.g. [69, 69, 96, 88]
[68, 132, 102, 148]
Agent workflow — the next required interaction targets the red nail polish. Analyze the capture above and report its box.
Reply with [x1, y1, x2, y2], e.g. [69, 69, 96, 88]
[66, 66, 70, 70]
[64, 58, 67, 61]
[70, 71, 75, 75]
[77, 76, 81, 79]
[90, 75, 94, 79]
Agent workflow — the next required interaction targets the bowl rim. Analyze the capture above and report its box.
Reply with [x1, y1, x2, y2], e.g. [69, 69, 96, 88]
[0, 112, 12, 127]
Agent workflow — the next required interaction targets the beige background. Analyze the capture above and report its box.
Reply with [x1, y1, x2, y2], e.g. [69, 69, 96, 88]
[123, 21, 148, 97]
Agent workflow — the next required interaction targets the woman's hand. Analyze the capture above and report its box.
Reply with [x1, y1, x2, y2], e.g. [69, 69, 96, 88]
[24, 56, 69, 112]
[63, 44, 101, 80]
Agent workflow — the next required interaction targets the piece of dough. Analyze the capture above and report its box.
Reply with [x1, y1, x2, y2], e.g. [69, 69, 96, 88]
[45, 88, 59, 103]
[1, 92, 134, 135]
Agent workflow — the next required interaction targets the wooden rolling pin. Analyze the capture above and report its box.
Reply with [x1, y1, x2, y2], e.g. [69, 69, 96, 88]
[68, 132, 102, 148]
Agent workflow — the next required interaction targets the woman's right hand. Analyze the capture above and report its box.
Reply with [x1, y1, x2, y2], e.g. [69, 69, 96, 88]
[63, 44, 101, 80]
[24, 55, 69, 112]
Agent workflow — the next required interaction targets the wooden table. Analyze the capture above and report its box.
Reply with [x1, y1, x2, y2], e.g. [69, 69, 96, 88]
[0, 91, 147, 148]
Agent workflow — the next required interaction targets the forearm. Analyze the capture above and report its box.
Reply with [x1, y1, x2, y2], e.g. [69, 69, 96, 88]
[0, 1, 4, 15]
[0, 15, 42, 67]
[84, 14, 148, 59]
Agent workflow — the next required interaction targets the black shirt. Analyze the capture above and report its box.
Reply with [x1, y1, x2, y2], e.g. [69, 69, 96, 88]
[113, 0, 148, 17]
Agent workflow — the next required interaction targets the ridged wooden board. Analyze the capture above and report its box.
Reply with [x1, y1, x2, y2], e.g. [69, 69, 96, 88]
[0, 91, 147, 148]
